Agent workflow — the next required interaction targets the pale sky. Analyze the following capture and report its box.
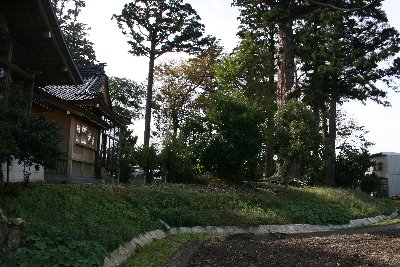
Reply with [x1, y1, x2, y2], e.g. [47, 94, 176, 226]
[81, 0, 400, 153]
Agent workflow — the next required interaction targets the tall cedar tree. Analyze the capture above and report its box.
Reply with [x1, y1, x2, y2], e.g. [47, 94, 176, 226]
[113, 0, 211, 156]
[51, 0, 97, 65]
[234, 0, 399, 185]
[233, 0, 386, 106]
[298, 3, 399, 185]
[233, 0, 297, 106]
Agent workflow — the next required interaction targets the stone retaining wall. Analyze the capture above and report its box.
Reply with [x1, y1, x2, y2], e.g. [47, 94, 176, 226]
[103, 209, 399, 267]
[0, 209, 28, 254]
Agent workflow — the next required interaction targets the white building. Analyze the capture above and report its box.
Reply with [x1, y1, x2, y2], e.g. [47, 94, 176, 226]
[1, 161, 44, 183]
[368, 152, 400, 198]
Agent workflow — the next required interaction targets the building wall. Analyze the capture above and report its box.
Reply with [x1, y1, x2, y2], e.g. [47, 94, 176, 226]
[388, 155, 400, 175]
[387, 155, 400, 197]
[371, 154, 400, 197]
[32, 105, 70, 153]
[388, 174, 400, 197]
[70, 116, 99, 179]
[1, 160, 44, 182]
[32, 105, 100, 180]
[370, 155, 389, 178]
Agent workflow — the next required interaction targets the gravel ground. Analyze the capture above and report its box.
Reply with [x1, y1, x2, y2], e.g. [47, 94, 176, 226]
[168, 224, 400, 267]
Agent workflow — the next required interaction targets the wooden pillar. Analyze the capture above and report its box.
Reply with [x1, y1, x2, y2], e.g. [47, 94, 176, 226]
[66, 117, 75, 180]
[95, 128, 101, 179]
[116, 127, 122, 183]
[3, 39, 13, 106]
[25, 80, 35, 112]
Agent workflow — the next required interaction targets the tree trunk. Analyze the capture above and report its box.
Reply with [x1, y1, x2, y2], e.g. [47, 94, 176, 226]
[6, 156, 10, 186]
[264, 150, 275, 178]
[264, 24, 276, 179]
[144, 42, 156, 183]
[277, 17, 295, 106]
[325, 92, 337, 186]
[275, 4, 296, 184]
[144, 46, 156, 148]
[172, 110, 179, 137]
[0, 163, 4, 196]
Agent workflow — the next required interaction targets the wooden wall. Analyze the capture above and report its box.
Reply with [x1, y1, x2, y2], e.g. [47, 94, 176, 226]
[32, 104, 100, 180]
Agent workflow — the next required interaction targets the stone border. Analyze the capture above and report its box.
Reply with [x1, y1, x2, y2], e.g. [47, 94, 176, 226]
[102, 209, 399, 267]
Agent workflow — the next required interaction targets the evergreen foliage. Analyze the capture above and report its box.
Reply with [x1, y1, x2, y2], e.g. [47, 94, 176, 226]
[360, 173, 382, 195]
[108, 77, 144, 183]
[203, 89, 265, 183]
[0, 106, 63, 183]
[108, 76, 145, 122]
[274, 100, 322, 184]
[51, 0, 97, 65]
[113, 0, 212, 150]
[233, 0, 400, 185]
[160, 132, 193, 183]
[117, 128, 139, 184]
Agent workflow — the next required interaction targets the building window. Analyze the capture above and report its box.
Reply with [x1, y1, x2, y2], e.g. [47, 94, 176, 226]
[76, 122, 96, 149]
[374, 162, 383, 171]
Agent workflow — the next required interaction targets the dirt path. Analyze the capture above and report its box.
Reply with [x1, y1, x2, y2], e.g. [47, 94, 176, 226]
[166, 223, 400, 267]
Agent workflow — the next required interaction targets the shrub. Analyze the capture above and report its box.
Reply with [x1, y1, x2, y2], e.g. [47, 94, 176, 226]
[204, 88, 265, 183]
[335, 148, 373, 188]
[274, 100, 322, 184]
[0, 233, 106, 267]
[360, 173, 382, 195]
[0, 105, 63, 183]
[118, 128, 139, 183]
[160, 132, 193, 183]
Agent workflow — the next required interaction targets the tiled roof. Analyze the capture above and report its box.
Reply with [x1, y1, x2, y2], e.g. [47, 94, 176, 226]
[41, 65, 106, 101]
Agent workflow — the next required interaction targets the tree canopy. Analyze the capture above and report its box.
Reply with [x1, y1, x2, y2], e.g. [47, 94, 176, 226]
[233, 0, 400, 186]
[0, 105, 63, 184]
[51, 0, 97, 65]
[113, 0, 212, 155]
[108, 76, 145, 122]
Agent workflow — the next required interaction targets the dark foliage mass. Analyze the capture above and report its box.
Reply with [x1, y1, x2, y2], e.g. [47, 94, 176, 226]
[51, 0, 97, 65]
[0, 105, 63, 182]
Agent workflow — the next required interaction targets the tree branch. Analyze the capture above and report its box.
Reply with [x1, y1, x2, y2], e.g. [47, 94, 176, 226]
[307, 0, 375, 12]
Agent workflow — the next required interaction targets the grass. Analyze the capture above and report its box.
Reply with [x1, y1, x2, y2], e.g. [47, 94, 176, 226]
[373, 217, 400, 225]
[0, 182, 397, 265]
[123, 233, 224, 267]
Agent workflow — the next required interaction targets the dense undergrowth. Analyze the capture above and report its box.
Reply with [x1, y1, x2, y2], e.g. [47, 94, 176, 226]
[0, 183, 396, 266]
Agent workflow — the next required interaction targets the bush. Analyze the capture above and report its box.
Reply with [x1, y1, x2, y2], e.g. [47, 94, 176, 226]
[335, 148, 372, 188]
[0, 105, 63, 182]
[0, 233, 106, 267]
[160, 133, 193, 183]
[360, 173, 382, 195]
[274, 100, 322, 184]
[204, 88, 265, 183]
[118, 129, 139, 183]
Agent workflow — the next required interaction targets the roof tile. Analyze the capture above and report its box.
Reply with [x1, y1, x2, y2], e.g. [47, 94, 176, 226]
[42, 65, 106, 101]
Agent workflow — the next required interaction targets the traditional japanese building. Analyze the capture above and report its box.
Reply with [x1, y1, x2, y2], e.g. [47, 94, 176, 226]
[34, 65, 128, 182]
[1, 0, 127, 183]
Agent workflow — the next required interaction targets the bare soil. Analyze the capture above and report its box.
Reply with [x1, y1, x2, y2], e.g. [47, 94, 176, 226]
[167, 223, 400, 267]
